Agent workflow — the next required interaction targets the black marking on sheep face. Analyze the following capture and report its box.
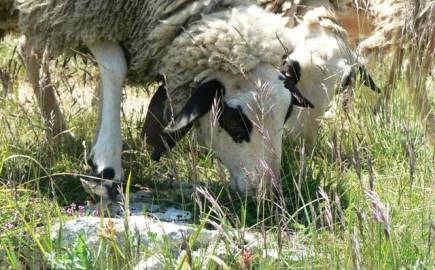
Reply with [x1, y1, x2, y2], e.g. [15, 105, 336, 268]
[142, 79, 255, 159]
[339, 67, 356, 92]
[281, 59, 301, 83]
[339, 64, 381, 95]
[164, 79, 225, 133]
[143, 80, 226, 161]
[358, 65, 382, 93]
[141, 84, 192, 161]
[164, 79, 254, 144]
[219, 104, 252, 143]
[279, 59, 314, 122]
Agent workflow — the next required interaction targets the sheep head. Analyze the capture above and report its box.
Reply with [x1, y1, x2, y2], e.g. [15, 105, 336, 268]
[142, 64, 313, 196]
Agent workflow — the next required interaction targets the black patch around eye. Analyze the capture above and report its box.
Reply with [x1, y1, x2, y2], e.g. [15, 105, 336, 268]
[218, 104, 253, 143]
[280, 59, 301, 84]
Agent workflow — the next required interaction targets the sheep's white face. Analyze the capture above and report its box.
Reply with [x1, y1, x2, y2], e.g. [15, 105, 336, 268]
[192, 65, 313, 195]
[143, 64, 313, 196]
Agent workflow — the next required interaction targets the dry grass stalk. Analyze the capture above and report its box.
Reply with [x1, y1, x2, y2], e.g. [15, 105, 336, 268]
[318, 187, 333, 231]
[367, 155, 375, 191]
[351, 227, 362, 270]
[366, 190, 391, 239]
[401, 123, 416, 188]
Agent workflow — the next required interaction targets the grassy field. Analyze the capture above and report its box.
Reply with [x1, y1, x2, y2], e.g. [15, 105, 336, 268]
[0, 34, 434, 269]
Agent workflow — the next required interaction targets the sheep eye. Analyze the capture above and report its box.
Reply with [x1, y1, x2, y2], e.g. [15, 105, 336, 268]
[281, 59, 301, 84]
[218, 104, 252, 143]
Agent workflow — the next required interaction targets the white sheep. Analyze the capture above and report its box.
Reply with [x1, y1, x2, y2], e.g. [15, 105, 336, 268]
[356, 0, 434, 144]
[17, 0, 313, 202]
[260, 0, 381, 146]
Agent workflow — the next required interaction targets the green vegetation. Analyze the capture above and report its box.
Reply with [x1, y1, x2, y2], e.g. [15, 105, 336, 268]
[0, 34, 433, 269]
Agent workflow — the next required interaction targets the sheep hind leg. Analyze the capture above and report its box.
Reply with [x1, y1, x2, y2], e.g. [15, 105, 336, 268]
[84, 40, 127, 208]
[18, 35, 74, 141]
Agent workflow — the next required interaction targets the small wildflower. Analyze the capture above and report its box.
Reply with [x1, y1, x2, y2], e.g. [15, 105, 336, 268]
[92, 208, 101, 217]
[239, 247, 255, 270]
[70, 203, 77, 210]
[78, 205, 86, 217]
[66, 207, 74, 216]
[104, 219, 116, 236]
[5, 223, 14, 229]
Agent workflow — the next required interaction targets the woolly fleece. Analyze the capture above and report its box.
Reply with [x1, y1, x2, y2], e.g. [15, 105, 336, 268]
[18, 0, 253, 82]
[19, 0, 296, 116]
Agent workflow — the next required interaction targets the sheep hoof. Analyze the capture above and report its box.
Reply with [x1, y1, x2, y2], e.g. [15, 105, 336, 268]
[80, 177, 120, 210]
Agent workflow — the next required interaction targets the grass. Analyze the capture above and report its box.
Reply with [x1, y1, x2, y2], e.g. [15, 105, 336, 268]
[0, 33, 434, 269]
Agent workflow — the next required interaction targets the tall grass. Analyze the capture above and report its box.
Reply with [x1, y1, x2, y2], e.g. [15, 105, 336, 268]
[0, 29, 434, 269]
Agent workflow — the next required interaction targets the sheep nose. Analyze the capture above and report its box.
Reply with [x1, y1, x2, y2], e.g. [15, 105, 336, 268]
[230, 160, 281, 198]
[257, 160, 282, 195]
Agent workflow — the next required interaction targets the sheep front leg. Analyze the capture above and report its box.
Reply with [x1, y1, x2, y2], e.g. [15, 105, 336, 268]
[84, 40, 127, 206]
[19, 35, 73, 141]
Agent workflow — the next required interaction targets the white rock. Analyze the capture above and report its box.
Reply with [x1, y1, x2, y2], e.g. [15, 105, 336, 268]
[152, 207, 192, 222]
[50, 216, 310, 269]
[133, 254, 165, 270]
[51, 216, 217, 250]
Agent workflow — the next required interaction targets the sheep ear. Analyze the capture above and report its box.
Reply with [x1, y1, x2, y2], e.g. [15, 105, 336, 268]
[141, 85, 170, 161]
[284, 79, 314, 122]
[358, 65, 382, 93]
[164, 79, 224, 132]
[141, 84, 167, 144]
[142, 85, 191, 161]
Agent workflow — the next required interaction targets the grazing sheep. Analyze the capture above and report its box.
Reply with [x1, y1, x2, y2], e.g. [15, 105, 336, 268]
[356, 0, 434, 144]
[260, 0, 381, 145]
[260, 0, 376, 47]
[356, 0, 434, 56]
[17, 1, 314, 202]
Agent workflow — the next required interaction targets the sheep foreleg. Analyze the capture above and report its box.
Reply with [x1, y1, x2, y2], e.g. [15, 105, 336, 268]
[85, 40, 127, 207]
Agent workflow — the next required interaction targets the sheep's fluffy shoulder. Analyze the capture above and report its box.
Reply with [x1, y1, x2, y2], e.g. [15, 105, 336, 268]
[160, 5, 294, 91]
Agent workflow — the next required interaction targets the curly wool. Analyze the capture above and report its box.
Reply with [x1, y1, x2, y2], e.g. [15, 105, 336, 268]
[19, 0, 294, 114]
[160, 5, 294, 93]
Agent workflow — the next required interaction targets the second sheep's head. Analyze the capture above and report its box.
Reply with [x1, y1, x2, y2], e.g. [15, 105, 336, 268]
[142, 62, 313, 196]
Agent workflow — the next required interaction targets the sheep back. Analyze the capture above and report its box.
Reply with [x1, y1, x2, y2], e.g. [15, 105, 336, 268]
[17, 0, 239, 82]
